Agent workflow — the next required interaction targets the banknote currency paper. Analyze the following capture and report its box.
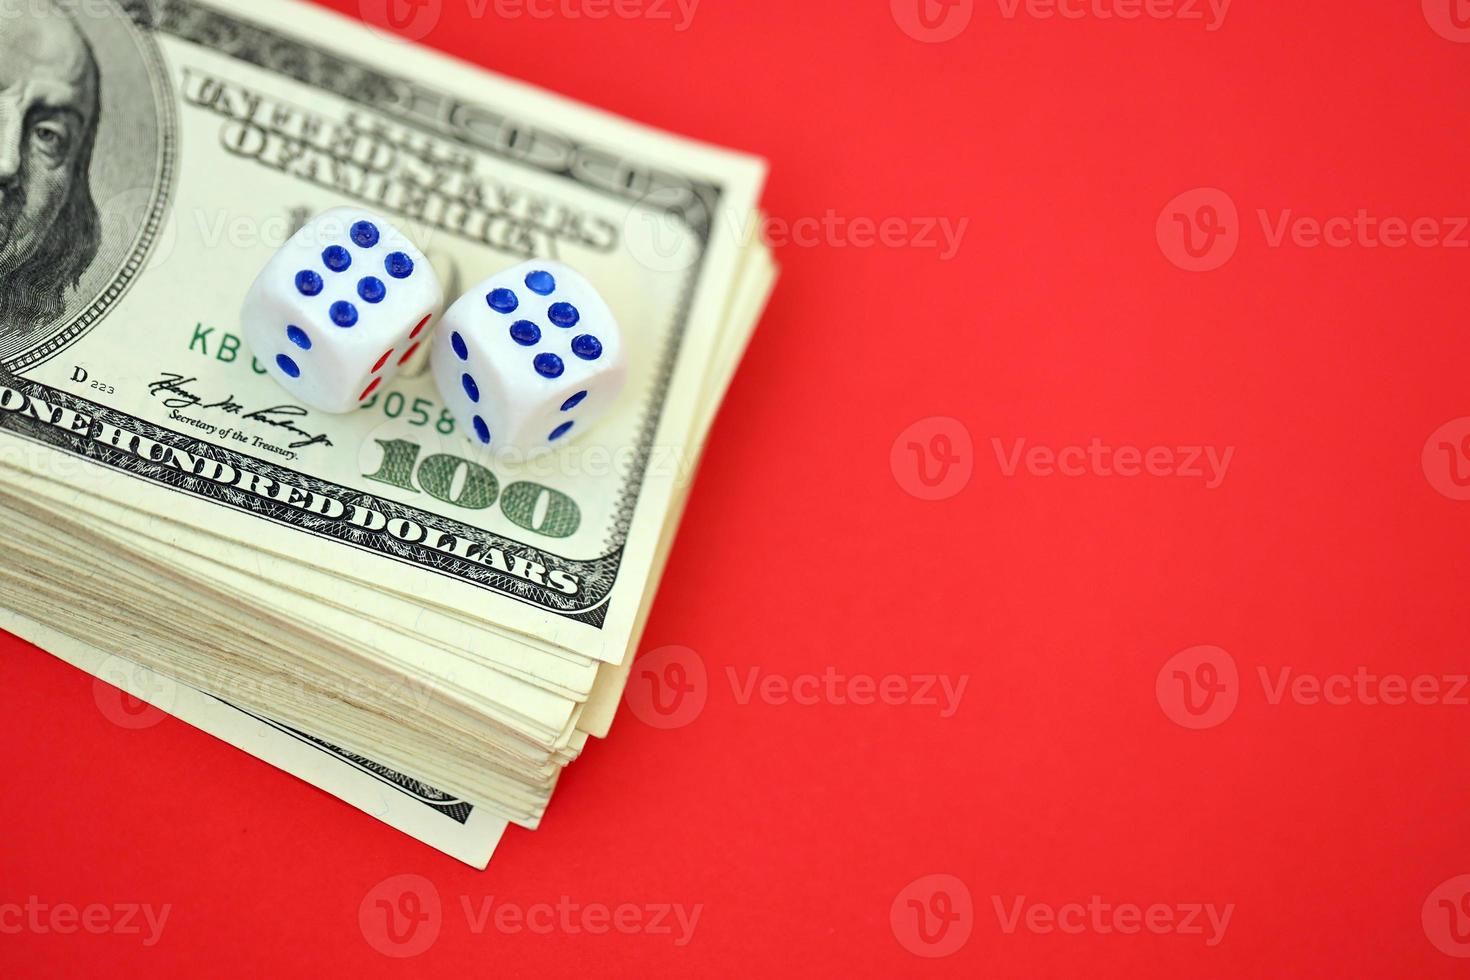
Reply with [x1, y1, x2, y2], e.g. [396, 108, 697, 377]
[0, 0, 775, 861]
[0, 0, 765, 662]
[2, 609, 509, 868]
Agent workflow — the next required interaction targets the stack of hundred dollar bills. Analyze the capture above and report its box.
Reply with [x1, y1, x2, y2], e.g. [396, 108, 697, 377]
[0, 0, 774, 867]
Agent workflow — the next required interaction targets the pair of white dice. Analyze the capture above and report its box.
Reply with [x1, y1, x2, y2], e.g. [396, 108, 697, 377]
[241, 208, 626, 453]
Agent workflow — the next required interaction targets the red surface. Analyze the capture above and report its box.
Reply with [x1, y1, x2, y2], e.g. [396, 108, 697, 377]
[5, 1, 1470, 976]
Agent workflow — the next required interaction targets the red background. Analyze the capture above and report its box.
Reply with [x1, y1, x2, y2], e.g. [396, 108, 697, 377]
[5, 0, 1470, 975]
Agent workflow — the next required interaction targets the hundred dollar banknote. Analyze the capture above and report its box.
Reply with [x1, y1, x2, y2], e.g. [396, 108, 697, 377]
[0, 0, 773, 859]
[0, 0, 766, 666]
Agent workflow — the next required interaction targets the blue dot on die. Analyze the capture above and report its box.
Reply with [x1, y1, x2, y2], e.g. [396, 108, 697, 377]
[534, 353, 564, 378]
[322, 246, 351, 272]
[509, 320, 541, 346]
[560, 390, 588, 411]
[462, 373, 480, 402]
[295, 270, 323, 296]
[357, 276, 386, 303]
[451, 331, 468, 360]
[548, 302, 579, 328]
[472, 416, 491, 445]
[525, 270, 556, 295]
[549, 421, 574, 441]
[571, 334, 603, 360]
[330, 301, 358, 327]
[350, 220, 379, 248]
[276, 354, 301, 378]
[384, 252, 414, 279]
[487, 288, 518, 313]
[286, 325, 312, 350]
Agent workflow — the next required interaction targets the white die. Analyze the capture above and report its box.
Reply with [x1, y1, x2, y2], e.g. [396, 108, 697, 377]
[431, 260, 626, 454]
[241, 207, 443, 413]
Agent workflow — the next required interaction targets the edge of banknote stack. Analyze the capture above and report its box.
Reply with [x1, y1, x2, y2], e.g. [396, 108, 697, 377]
[0, 0, 777, 867]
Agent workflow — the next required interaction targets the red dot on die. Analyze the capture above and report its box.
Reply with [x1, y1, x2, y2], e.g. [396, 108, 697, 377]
[371, 349, 394, 373]
[410, 314, 431, 339]
[359, 377, 382, 402]
[397, 342, 421, 366]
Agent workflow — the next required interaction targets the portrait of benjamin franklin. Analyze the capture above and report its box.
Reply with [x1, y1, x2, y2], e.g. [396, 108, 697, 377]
[0, 0, 102, 331]
[0, 0, 171, 371]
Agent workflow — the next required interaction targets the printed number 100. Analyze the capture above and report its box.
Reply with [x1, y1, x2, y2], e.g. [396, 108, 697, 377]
[364, 438, 581, 539]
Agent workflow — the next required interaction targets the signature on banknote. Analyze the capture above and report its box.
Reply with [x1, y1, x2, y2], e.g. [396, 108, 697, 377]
[148, 372, 333, 451]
